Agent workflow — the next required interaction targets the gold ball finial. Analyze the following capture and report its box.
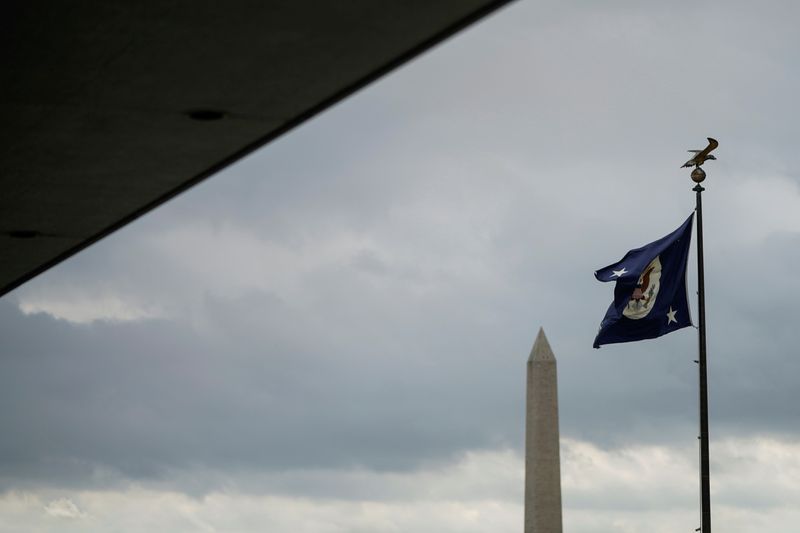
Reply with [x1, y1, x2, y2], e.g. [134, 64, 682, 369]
[691, 167, 706, 183]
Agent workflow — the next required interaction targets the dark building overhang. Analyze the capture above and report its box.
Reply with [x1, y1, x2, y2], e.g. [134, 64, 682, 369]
[1, 0, 512, 297]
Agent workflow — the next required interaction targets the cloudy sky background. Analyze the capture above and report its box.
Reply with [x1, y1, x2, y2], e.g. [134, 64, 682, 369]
[4, 0, 800, 531]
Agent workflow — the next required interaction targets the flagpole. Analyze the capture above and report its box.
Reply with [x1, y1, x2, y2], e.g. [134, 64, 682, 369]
[691, 167, 711, 533]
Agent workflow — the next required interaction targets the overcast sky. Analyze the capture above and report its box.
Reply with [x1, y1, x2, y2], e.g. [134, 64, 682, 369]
[4, 1, 800, 531]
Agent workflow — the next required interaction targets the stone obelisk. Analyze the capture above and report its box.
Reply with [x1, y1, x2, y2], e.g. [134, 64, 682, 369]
[524, 328, 562, 533]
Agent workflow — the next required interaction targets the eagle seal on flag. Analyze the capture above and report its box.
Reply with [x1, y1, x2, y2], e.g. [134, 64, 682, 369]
[593, 215, 694, 348]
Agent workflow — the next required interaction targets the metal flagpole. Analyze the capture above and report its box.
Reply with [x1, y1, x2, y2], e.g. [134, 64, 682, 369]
[693, 178, 711, 533]
[686, 137, 716, 533]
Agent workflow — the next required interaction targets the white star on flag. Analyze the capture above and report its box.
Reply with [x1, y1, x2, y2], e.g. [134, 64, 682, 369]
[666, 306, 678, 324]
[611, 267, 628, 278]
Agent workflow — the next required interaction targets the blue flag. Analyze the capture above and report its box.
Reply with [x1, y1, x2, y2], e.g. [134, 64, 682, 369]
[593, 214, 694, 348]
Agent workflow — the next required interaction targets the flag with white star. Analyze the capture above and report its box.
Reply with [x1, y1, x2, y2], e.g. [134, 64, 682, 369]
[593, 214, 694, 348]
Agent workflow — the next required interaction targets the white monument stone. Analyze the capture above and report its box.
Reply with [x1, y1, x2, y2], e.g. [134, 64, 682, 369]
[524, 327, 563, 533]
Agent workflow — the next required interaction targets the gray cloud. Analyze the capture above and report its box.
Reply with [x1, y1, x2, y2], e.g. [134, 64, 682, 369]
[3, 0, 800, 502]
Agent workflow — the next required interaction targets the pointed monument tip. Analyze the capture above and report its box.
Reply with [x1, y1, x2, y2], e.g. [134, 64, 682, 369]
[529, 327, 556, 362]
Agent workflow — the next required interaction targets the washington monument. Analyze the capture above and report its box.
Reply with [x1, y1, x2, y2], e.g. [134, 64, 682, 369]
[524, 328, 563, 533]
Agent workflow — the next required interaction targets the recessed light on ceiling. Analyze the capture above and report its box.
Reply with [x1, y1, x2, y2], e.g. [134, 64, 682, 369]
[6, 230, 41, 239]
[185, 109, 227, 121]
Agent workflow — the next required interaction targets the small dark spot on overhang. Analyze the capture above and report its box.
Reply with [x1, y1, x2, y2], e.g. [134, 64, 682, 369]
[185, 109, 227, 121]
[6, 230, 42, 239]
